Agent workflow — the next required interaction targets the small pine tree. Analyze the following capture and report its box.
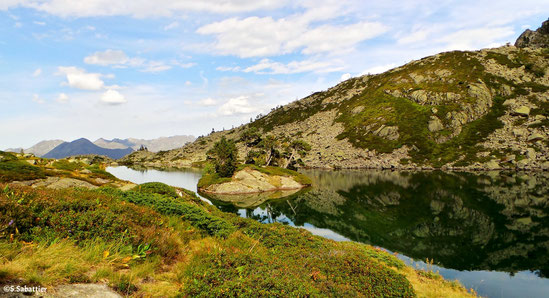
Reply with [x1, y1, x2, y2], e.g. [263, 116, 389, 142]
[207, 137, 238, 177]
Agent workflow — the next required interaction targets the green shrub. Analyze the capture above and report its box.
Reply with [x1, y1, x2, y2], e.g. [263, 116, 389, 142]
[52, 160, 84, 171]
[0, 185, 181, 258]
[197, 173, 232, 189]
[96, 188, 235, 238]
[207, 137, 238, 177]
[85, 165, 116, 180]
[184, 223, 415, 297]
[135, 182, 178, 198]
[0, 160, 45, 182]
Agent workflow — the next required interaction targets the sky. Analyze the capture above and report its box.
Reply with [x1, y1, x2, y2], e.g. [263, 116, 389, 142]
[1, 0, 548, 148]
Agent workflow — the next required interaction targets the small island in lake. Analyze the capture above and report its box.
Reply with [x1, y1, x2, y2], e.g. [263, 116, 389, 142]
[198, 164, 311, 194]
[197, 136, 312, 196]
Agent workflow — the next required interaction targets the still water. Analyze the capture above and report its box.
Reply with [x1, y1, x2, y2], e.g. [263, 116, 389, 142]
[107, 166, 549, 298]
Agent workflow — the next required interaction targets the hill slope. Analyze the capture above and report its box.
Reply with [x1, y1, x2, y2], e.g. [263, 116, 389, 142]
[121, 24, 549, 170]
[43, 138, 134, 159]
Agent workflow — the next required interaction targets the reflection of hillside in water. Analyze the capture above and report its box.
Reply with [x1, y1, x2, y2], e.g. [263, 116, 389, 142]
[266, 170, 549, 276]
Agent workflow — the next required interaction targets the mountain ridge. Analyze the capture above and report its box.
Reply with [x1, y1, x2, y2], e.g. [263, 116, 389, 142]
[93, 135, 195, 152]
[5, 140, 64, 157]
[43, 138, 134, 159]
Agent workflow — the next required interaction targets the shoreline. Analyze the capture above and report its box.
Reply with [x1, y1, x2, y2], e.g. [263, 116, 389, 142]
[116, 162, 549, 173]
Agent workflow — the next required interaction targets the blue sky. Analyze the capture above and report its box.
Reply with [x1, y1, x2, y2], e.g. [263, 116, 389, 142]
[1, 0, 548, 148]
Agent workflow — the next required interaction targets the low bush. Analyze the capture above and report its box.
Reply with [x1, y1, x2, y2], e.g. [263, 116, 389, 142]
[51, 160, 84, 171]
[134, 182, 178, 198]
[0, 160, 45, 182]
[96, 187, 235, 238]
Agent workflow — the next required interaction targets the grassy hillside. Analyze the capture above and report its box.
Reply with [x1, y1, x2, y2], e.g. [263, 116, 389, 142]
[123, 46, 549, 170]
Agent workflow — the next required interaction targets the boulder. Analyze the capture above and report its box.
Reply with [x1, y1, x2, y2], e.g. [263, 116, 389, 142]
[528, 133, 545, 142]
[485, 160, 500, 170]
[428, 116, 444, 132]
[512, 106, 531, 116]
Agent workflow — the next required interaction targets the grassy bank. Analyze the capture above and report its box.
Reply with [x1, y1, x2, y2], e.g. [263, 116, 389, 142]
[0, 181, 474, 297]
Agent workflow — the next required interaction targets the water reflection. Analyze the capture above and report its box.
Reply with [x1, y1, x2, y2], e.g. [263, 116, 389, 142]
[223, 170, 549, 276]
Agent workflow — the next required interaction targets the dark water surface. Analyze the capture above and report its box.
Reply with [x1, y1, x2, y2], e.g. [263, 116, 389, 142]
[107, 166, 549, 298]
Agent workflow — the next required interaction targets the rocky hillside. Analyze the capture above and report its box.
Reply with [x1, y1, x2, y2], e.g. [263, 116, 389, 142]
[122, 22, 549, 171]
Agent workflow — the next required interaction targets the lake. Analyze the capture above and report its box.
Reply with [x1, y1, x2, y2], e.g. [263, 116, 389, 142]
[107, 166, 549, 298]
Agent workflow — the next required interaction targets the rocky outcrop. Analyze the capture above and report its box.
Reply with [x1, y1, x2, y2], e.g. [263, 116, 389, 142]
[11, 177, 98, 189]
[199, 167, 309, 195]
[45, 284, 121, 298]
[515, 18, 549, 49]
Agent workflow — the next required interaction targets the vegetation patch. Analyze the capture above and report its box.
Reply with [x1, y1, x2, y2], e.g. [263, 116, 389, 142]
[0, 152, 45, 182]
[134, 182, 179, 198]
[51, 160, 85, 171]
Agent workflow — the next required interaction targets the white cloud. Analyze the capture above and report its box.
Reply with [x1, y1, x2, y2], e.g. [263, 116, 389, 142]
[84, 49, 191, 72]
[163, 21, 179, 31]
[33, 21, 46, 26]
[340, 73, 351, 81]
[56, 93, 69, 103]
[289, 22, 389, 55]
[32, 93, 44, 104]
[243, 58, 343, 74]
[436, 27, 515, 50]
[84, 49, 129, 66]
[7, 0, 287, 17]
[397, 28, 434, 45]
[57, 66, 105, 90]
[197, 16, 388, 57]
[218, 96, 258, 116]
[32, 68, 41, 77]
[197, 97, 217, 106]
[216, 66, 241, 72]
[101, 89, 126, 105]
[141, 61, 172, 73]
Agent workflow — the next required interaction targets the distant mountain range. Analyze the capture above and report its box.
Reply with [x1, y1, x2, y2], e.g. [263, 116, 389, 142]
[43, 138, 134, 159]
[5, 140, 64, 157]
[93, 135, 195, 152]
[4, 135, 195, 158]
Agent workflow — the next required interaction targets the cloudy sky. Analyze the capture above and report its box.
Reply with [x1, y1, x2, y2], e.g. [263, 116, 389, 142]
[1, 0, 548, 148]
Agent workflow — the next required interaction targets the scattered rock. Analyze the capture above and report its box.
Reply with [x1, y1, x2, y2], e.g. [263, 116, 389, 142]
[527, 148, 537, 160]
[428, 116, 444, 132]
[373, 125, 399, 140]
[528, 133, 545, 142]
[511, 106, 530, 116]
[485, 160, 500, 170]
[351, 106, 365, 114]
